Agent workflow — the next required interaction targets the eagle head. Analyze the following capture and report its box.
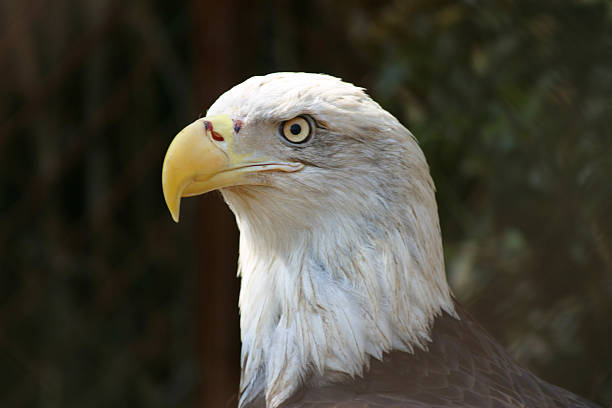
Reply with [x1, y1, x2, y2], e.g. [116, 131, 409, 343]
[162, 73, 454, 407]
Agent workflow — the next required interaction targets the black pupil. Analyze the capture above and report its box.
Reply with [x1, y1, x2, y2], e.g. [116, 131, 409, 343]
[290, 123, 302, 135]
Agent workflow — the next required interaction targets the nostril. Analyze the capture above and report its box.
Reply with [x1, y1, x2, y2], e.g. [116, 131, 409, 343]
[204, 120, 224, 141]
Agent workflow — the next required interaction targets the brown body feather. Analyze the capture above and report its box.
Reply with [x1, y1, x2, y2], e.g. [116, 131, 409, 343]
[263, 301, 600, 408]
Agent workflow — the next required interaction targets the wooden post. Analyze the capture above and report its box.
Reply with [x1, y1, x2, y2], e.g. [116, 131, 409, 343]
[193, 1, 241, 406]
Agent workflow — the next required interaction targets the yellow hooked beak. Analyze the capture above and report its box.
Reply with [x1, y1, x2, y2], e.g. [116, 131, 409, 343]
[162, 114, 303, 222]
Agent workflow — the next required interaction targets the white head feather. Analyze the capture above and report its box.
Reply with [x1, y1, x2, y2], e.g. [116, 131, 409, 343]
[206, 73, 455, 408]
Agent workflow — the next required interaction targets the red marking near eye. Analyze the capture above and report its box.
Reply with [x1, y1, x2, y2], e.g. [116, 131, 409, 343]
[233, 119, 244, 133]
[204, 120, 224, 141]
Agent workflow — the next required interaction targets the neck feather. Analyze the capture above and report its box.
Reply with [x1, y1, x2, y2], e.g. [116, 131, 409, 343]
[223, 176, 455, 408]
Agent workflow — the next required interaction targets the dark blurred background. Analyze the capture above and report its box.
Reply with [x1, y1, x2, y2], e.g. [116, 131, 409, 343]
[1, 0, 611, 407]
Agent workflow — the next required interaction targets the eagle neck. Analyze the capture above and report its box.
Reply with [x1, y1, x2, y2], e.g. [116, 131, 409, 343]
[226, 186, 455, 408]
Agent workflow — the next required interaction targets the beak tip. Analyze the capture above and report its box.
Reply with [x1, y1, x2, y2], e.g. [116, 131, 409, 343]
[167, 199, 181, 223]
[162, 187, 181, 223]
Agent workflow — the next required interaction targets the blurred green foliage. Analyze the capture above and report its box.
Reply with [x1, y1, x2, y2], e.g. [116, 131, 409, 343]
[340, 1, 612, 403]
[1, 0, 611, 407]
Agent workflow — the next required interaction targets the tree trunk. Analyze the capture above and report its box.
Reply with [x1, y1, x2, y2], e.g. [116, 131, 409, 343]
[193, 1, 241, 407]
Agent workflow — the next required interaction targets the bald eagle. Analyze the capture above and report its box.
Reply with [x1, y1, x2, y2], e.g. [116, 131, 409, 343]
[162, 73, 600, 408]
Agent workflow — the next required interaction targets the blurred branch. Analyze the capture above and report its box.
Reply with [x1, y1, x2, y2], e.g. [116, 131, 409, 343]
[126, 2, 192, 122]
[0, 53, 153, 252]
[0, 0, 48, 69]
[0, 0, 122, 151]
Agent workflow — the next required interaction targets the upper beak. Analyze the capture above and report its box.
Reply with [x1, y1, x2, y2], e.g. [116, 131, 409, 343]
[161, 114, 303, 222]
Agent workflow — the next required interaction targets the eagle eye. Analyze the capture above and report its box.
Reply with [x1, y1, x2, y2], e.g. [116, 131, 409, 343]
[280, 116, 312, 144]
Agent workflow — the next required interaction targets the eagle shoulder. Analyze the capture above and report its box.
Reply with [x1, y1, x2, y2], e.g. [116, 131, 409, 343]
[278, 301, 601, 408]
